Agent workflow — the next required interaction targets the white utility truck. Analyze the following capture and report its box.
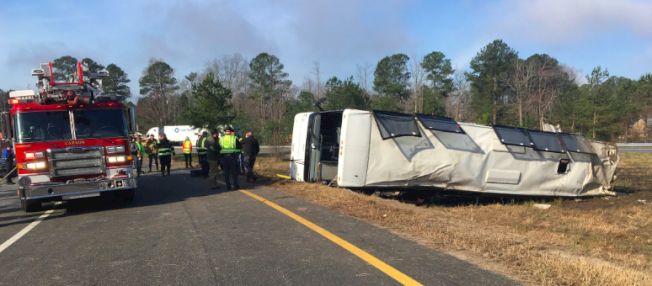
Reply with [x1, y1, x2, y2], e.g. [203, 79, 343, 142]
[145, 125, 206, 145]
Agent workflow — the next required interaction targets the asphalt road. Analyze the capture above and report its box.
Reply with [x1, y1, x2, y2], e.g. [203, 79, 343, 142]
[0, 171, 516, 286]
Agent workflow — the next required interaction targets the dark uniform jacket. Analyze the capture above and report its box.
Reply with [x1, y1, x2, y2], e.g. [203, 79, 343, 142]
[4, 149, 14, 169]
[207, 136, 221, 161]
[241, 137, 260, 157]
[156, 139, 174, 157]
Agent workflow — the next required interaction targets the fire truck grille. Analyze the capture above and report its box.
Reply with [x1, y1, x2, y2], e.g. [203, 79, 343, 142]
[48, 147, 105, 177]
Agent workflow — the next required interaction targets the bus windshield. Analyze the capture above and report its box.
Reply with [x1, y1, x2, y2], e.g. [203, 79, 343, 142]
[73, 109, 128, 139]
[15, 111, 73, 143]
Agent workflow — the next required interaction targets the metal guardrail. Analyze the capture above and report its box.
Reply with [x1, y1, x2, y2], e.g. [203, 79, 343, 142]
[174, 144, 651, 154]
[616, 143, 652, 153]
[260, 145, 291, 155]
[173, 145, 291, 155]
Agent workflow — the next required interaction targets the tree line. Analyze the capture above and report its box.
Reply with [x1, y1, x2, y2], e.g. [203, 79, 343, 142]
[2, 39, 651, 144]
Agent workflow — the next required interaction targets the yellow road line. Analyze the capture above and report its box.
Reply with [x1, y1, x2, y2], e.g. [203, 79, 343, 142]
[239, 189, 423, 286]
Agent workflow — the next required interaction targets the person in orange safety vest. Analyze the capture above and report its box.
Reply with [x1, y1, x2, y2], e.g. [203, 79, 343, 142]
[182, 136, 193, 168]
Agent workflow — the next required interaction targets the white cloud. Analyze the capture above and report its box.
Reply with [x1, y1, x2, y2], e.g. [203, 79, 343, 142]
[496, 0, 652, 44]
[140, 1, 276, 60]
[132, 0, 414, 88]
[234, 0, 414, 82]
[280, 0, 411, 59]
[0, 0, 416, 91]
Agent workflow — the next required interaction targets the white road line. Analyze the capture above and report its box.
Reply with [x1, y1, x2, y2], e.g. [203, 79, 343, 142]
[0, 209, 54, 254]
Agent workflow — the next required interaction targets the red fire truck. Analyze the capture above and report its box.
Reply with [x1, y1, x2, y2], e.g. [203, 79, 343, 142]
[1, 60, 138, 212]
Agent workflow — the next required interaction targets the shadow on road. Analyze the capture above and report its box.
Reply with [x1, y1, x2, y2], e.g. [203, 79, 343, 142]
[51, 169, 248, 217]
[0, 213, 43, 228]
[0, 167, 256, 224]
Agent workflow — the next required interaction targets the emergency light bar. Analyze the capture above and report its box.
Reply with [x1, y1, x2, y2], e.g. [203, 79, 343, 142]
[8, 90, 36, 104]
[9, 90, 35, 98]
[31, 68, 45, 78]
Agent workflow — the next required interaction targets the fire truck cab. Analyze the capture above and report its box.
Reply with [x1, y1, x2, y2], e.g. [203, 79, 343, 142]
[1, 60, 138, 212]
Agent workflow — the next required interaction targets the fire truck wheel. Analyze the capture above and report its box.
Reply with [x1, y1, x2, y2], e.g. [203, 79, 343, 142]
[121, 189, 135, 203]
[21, 199, 42, 213]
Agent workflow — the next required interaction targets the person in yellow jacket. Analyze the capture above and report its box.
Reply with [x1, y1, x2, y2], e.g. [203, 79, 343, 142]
[146, 134, 159, 172]
[182, 136, 193, 168]
[219, 127, 242, 190]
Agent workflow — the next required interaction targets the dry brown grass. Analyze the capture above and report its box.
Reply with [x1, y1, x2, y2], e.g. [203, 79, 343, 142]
[616, 153, 652, 192]
[257, 154, 652, 286]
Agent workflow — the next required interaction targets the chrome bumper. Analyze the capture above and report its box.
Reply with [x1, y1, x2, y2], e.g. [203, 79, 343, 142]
[19, 176, 138, 200]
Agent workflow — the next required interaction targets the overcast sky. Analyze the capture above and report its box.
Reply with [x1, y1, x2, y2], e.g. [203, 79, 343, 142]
[1, 0, 651, 94]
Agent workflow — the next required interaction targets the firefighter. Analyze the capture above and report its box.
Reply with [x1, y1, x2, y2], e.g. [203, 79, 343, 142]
[219, 127, 241, 190]
[182, 136, 193, 168]
[238, 132, 245, 175]
[207, 129, 221, 189]
[134, 134, 145, 177]
[241, 131, 260, 182]
[146, 134, 159, 172]
[4, 145, 16, 184]
[197, 131, 209, 177]
[157, 133, 174, 176]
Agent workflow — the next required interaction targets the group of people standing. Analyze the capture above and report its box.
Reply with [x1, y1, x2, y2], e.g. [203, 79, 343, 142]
[196, 128, 260, 191]
[131, 127, 260, 191]
[131, 133, 174, 177]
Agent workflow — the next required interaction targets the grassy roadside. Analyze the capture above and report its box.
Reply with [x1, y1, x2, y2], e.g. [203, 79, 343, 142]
[256, 154, 652, 286]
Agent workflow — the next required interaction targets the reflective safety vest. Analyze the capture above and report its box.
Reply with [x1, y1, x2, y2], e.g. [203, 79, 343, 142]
[197, 137, 207, 155]
[182, 140, 192, 154]
[158, 147, 172, 157]
[135, 141, 145, 156]
[219, 135, 239, 154]
[158, 140, 173, 157]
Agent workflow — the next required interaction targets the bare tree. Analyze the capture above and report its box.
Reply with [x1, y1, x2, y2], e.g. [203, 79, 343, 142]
[409, 55, 425, 113]
[301, 78, 317, 103]
[531, 58, 565, 130]
[311, 62, 322, 99]
[450, 70, 471, 121]
[201, 54, 251, 121]
[507, 59, 535, 127]
[219, 54, 249, 95]
[355, 62, 373, 94]
[204, 54, 249, 95]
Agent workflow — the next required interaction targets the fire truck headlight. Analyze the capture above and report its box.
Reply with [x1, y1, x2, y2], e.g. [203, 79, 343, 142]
[106, 146, 126, 154]
[25, 161, 47, 170]
[25, 152, 45, 160]
[107, 155, 127, 163]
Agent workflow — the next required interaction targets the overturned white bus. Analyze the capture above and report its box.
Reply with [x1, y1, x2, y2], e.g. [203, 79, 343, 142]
[290, 109, 619, 197]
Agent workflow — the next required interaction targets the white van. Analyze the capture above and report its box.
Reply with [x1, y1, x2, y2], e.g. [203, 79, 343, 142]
[290, 109, 619, 197]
